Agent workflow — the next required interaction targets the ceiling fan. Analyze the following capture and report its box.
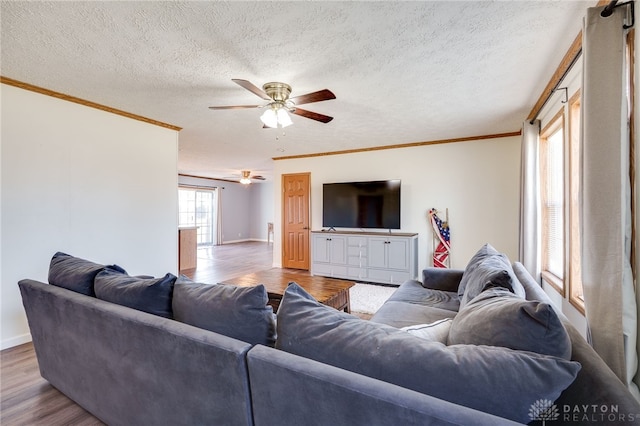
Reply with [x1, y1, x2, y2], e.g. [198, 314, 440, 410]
[209, 79, 336, 128]
[226, 170, 266, 185]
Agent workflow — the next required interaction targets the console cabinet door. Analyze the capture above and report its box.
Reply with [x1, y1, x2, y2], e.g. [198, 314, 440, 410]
[313, 235, 346, 264]
[313, 234, 332, 263]
[369, 237, 410, 270]
[328, 236, 347, 264]
[368, 238, 388, 268]
[387, 238, 410, 270]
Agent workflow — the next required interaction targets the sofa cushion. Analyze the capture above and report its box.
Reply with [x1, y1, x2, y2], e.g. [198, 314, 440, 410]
[276, 283, 581, 424]
[94, 268, 176, 318]
[401, 318, 452, 344]
[388, 280, 460, 312]
[449, 288, 572, 359]
[48, 251, 126, 296]
[422, 268, 464, 292]
[458, 244, 525, 308]
[370, 300, 457, 328]
[172, 276, 276, 346]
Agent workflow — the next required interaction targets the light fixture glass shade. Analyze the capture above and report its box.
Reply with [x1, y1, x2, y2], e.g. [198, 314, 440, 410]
[240, 177, 251, 185]
[260, 108, 278, 128]
[277, 108, 293, 128]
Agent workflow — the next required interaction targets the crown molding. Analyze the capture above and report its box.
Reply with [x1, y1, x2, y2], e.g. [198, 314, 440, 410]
[1, 76, 182, 132]
[272, 131, 522, 161]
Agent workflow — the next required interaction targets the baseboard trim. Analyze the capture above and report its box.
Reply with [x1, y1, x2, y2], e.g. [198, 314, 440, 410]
[1, 333, 32, 350]
[222, 238, 269, 244]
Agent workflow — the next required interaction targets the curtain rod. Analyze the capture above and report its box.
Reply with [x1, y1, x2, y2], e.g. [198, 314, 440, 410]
[529, 52, 581, 124]
[602, 1, 634, 27]
[179, 184, 221, 190]
[601, 0, 619, 17]
[529, 0, 633, 124]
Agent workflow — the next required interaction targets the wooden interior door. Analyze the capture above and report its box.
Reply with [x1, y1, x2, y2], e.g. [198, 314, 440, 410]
[282, 173, 311, 269]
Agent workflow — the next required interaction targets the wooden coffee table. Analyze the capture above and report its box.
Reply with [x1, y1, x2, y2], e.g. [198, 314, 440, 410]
[223, 268, 355, 313]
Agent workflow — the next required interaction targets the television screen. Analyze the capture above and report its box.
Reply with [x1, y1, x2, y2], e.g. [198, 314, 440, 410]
[322, 180, 401, 229]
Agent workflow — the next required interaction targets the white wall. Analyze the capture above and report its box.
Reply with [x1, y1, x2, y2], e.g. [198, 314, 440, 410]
[250, 181, 275, 242]
[1, 84, 179, 349]
[272, 136, 521, 273]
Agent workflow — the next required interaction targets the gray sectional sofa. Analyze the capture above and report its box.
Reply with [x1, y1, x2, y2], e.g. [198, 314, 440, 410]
[18, 247, 640, 425]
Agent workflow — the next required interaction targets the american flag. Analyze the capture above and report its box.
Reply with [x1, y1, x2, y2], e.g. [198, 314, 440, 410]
[429, 209, 450, 268]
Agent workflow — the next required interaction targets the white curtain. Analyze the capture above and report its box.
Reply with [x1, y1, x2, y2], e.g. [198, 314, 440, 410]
[519, 119, 541, 280]
[216, 187, 223, 245]
[581, 5, 638, 396]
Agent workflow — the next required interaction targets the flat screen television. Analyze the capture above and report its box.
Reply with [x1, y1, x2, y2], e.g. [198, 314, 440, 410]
[322, 180, 401, 230]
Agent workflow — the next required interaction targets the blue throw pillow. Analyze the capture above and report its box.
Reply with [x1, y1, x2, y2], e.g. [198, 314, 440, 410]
[457, 243, 500, 298]
[48, 251, 126, 296]
[458, 244, 525, 308]
[449, 288, 572, 359]
[276, 283, 580, 424]
[94, 268, 176, 318]
[172, 276, 276, 346]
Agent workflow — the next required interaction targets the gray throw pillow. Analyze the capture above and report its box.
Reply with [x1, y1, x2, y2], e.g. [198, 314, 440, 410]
[172, 276, 276, 346]
[48, 251, 126, 296]
[449, 288, 572, 359]
[457, 243, 500, 298]
[276, 283, 580, 424]
[458, 244, 525, 308]
[94, 268, 176, 318]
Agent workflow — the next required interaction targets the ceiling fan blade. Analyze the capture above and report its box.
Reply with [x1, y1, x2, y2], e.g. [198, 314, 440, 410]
[291, 108, 334, 123]
[209, 105, 261, 110]
[289, 89, 336, 105]
[232, 79, 271, 101]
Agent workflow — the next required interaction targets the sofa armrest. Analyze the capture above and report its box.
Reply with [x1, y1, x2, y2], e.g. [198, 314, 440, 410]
[421, 268, 464, 292]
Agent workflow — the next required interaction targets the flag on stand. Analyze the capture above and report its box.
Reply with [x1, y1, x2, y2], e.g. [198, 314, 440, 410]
[429, 209, 450, 268]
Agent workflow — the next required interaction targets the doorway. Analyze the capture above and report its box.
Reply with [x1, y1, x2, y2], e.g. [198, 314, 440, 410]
[178, 187, 218, 246]
[281, 173, 311, 269]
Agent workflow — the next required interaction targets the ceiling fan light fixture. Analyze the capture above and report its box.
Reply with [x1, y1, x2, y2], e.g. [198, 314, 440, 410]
[277, 108, 293, 128]
[260, 108, 278, 128]
[261, 105, 292, 128]
[240, 170, 252, 185]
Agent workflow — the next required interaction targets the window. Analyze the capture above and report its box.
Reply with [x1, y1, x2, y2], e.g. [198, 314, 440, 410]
[568, 92, 584, 313]
[538, 91, 584, 311]
[178, 187, 217, 245]
[540, 110, 565, 294]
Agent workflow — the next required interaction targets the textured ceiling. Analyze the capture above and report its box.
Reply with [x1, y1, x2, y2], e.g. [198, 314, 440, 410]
[1, 1, 590, 181]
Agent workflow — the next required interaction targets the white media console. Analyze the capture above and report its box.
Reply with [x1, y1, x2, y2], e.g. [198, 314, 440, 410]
[311, 230, 418, 285]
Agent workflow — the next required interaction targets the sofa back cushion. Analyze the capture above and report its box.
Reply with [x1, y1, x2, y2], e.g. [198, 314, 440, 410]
[48, 252, 126, 296]
[94, 268, 176, 318]
[458, 244, 525, 308]
[276, 282, 581, 424]
[172, 276, 276, 346]
[449, 288, 572, 359]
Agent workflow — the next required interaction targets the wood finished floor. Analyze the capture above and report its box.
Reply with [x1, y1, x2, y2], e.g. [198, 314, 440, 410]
[1, 241, 275, 426]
